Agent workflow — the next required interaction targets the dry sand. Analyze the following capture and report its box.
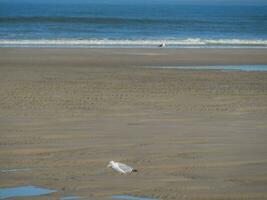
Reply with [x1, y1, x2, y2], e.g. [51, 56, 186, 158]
[0, 48, 267, 200]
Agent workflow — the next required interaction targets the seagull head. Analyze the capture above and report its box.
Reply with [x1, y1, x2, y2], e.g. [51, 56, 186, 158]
[107, 160, 115, 168]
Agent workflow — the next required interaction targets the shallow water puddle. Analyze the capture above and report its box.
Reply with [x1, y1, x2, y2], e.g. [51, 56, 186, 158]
[0, 168, 31, 173]
[0, 186, 56, 199]
[144, 65, 267, 71]
[112, 195, 158, 200]
[60, 196, 81, 200]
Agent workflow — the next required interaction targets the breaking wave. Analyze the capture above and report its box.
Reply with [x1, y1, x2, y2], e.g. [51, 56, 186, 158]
[0, 38, 267, 48]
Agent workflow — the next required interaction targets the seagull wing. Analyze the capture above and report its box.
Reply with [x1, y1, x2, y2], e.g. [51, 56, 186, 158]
[116, 162, 133, 174]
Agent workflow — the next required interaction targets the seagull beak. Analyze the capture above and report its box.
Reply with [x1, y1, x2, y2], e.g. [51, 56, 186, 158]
[107, 163, 112, 168]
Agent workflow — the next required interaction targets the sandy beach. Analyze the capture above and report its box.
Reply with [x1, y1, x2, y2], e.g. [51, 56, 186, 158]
[0, 48, 267, 200]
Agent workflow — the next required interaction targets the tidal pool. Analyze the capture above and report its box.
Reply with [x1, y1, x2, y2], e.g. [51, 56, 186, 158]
[145, 65, 267, 71]
[60, 196, 81, 200]
[0, 186, 56, 199]
[0, 168, 31, 173]
[112, 195, 158, 200]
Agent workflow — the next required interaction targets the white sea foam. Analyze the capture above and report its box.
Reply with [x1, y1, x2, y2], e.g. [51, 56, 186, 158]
[0, 38, 267, 47]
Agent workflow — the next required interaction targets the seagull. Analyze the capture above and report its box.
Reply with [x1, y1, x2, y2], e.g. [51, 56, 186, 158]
[158, 43, 166, 47]
[107, 161, 138, 175]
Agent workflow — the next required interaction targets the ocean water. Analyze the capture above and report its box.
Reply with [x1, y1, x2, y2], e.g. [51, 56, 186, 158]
[0, 2, 266, 48]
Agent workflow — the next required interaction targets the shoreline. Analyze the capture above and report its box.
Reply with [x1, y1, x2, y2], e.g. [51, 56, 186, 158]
[0, 38, 267, 48]
[1, 47, 267, 49]
[1, 48, 267, 66]
[1, 46, 267, 49]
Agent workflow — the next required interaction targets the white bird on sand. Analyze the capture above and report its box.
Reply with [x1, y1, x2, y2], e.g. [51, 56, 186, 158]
[158, 43, 166, 47]
[107, 161, 138, 175]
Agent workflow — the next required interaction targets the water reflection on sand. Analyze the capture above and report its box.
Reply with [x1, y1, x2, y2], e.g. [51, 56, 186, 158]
[0, 186, 56, 199]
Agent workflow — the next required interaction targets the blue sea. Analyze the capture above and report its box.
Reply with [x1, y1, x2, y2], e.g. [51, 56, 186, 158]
[0, 2, 267, 48]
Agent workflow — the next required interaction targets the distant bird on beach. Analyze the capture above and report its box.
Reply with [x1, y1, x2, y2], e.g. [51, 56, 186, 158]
[158, 43, 166, 47]
[107, 161, 138, 175]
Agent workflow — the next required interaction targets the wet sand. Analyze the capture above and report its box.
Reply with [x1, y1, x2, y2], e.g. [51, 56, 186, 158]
[0, 48, 267, 200]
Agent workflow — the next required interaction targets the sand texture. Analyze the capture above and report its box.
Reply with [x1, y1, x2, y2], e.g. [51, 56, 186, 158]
[0, 48, 267, 200]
